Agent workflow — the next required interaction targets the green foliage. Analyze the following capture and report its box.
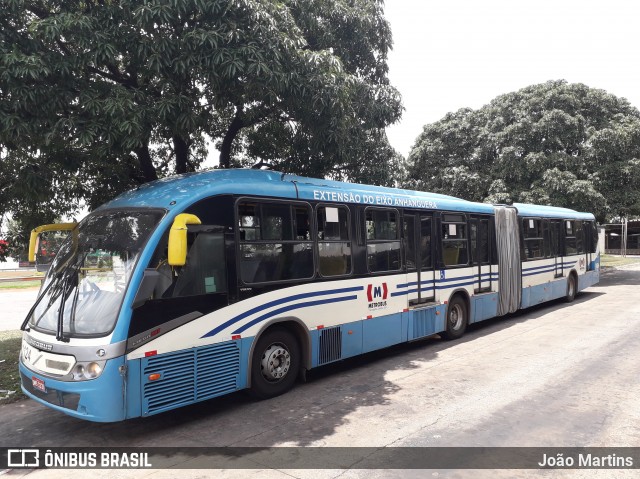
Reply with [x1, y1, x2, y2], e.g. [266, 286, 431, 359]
[0, 330, 25, 404]
[0, 0, 403, 259]
[406, 81, 640, 221]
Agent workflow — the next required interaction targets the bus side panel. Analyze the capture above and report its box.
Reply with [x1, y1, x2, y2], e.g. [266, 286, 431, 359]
[311, 319, 363, 367]
[138, 339, 245, 417]
[342, 320, 364, 359]
[407, 304, 446, 338]
[362, 313, 403, 353]
[522, 282, 556, 308]
[551, 276, 568, 300]
[471, 293, 499, 323]
[579, 269, 600, 291]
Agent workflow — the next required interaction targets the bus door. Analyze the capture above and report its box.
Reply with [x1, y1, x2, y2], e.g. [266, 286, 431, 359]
[551, 220, 563, 277]
[404, 214, 434, 305]
[418, 214, 435, 301]
[470, 216, 491, 292]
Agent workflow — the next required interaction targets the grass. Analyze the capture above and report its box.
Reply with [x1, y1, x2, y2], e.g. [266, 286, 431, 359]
[0, 280, 42, 290]
[600, 254, 640, 268]
[0, 330, 26, 404]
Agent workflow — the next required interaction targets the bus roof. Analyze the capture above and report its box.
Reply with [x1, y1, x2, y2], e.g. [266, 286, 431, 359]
[513, 203, 595, 220]
[100, 169, 594, 220]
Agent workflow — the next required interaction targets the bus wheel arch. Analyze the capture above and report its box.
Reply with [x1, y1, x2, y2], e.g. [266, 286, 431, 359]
[441, 290, 470, 340]
[247, 318, 310, 398]
[565, 271, 578, 302]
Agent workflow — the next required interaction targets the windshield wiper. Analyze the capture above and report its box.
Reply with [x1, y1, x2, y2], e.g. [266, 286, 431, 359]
[56, 259, 84, 342]
[56, 271, 75, 342]
[22, 257, 83, 338]
[20, 279, 56, 332]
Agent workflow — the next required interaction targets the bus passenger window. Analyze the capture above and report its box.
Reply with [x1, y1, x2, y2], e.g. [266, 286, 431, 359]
[238, 200, 314, 283]
[365, 208, 401, 272]
[565, 220, 577, 255]
[522, 218, 544, 260]
[317, 206, 351, 276]
[441, 214, 468, 266]
[239, 203, 261, 241]
[575, 221, 585, 253]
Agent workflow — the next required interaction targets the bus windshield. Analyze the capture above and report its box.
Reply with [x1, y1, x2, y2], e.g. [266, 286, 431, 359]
[27, 209, 164, 338]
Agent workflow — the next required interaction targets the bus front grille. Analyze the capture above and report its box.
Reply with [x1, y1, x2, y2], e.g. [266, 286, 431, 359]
[142, 341, 240, 416]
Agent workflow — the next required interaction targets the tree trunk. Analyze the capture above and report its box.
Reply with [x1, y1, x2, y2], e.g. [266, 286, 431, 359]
[173, 135, 189, 174]
[134, 144, 158, 183]
[219, 109, 245, 168]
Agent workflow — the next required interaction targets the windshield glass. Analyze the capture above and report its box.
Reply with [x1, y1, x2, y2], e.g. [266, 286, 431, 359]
[29, 209, 164, 337]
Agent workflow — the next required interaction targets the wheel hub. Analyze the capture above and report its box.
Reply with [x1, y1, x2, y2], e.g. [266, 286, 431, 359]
[449, 304, 463, 330]
[261, 344, 291, 382]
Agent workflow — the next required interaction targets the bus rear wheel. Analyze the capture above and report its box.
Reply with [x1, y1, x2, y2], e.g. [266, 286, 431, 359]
[441, 295, 468, 340]
[249, 327, 300, 399]
[565, 274, 577, 302]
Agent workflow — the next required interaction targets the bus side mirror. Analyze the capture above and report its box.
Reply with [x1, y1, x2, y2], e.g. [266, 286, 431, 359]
[28, 223, 78, 262]
[29, 223, 78, 272]
[168, 213, 201, 266]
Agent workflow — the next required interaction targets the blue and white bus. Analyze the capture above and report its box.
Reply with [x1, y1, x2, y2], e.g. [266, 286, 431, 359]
[20, 169, 600, 422]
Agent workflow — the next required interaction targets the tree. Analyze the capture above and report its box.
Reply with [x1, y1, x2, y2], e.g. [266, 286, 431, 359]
[406, 80, 640, 222]
[0, 0, 403, 257]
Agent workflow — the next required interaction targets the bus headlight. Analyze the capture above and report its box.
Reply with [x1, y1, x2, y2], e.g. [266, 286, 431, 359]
[72, 361, 106, 380]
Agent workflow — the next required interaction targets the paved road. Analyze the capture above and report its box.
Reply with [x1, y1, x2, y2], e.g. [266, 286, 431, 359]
[0, 288, 38, 331]
[1, 267, 639, 478]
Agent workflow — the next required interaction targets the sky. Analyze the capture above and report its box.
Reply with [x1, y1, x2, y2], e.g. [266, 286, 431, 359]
[383, 0, 640, 158]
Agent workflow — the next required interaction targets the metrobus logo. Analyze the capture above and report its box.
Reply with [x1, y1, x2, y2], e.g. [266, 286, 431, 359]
[367, 283, 388, 310]
[367, 283, 388, 301]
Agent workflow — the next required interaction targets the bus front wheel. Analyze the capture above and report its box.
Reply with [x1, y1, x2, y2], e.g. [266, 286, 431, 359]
[442, 295, 468, 340]
[249, 327, 300, 399]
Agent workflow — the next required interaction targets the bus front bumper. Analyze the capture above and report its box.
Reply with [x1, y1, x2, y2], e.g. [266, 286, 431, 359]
[19, 356, 127, 423]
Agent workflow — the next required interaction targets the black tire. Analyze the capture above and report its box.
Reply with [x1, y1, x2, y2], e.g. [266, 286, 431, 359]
[565, 274, 577, 302]
[249, 327, 300, 399]
[441, 295, 468, 340]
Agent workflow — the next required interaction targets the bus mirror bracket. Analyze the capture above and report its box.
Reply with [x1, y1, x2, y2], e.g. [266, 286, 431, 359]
[132, 269, 161, 309]
[168, 213, 202, 266]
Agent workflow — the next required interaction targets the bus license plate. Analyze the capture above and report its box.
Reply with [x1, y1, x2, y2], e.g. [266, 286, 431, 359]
[32, 376, 46, 393]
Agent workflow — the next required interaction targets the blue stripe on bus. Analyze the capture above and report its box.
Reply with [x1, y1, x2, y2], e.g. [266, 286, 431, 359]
[522, 263, 555, 272]
[522, 267, 556, 277]
[201, 286, 363, 338]
[519, 260, 577, 273]
[397, 272, 498, 289]
[231, 295, 359, 334]
[392, 279, 486, 295]
[396, 281, 435, 289]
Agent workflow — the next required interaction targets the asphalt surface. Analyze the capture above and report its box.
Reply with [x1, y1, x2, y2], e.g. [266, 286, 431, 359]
[1, 266, 639, 478]
[0, 288, 38, 332]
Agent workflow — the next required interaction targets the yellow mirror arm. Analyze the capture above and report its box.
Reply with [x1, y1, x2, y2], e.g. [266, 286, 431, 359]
[168, 214, 201, 266]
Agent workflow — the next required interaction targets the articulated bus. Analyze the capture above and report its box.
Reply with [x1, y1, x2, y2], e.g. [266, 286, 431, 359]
[20, 169, 600, 422]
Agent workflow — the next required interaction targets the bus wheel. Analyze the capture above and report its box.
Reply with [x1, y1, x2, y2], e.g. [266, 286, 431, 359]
[250, 327, 300, 399]
[441, 295, 468, 340]
[565, 275, 577, 302]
